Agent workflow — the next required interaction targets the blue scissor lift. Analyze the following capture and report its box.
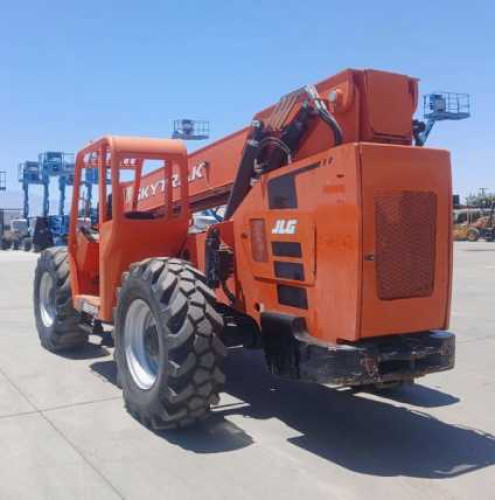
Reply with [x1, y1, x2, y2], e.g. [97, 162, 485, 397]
[18, 152, 78, 250]
[18, 160, 44, 219]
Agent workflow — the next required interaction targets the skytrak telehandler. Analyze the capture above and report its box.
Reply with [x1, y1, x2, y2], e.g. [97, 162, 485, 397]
[33, 69, 455, 429]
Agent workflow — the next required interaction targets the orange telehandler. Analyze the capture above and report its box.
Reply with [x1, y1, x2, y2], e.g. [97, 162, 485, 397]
[33, 69, 455, 429]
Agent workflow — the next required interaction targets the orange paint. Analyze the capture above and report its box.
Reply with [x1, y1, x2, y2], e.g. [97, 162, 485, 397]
[67, 69, 452, 347]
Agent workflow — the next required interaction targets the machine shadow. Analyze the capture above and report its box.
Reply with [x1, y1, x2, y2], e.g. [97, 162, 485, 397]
[58, 341, 110, 360]
[155, 417, 255, 454]
[90, 348, 495, 478]
[90, 357, 255, 454]
[218, 349, 495, 479]
[354, 383, 460, 408]
[90, 358, 118, 384]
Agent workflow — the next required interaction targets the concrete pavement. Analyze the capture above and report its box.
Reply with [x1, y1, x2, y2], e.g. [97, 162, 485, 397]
[0, 244, 493, 499]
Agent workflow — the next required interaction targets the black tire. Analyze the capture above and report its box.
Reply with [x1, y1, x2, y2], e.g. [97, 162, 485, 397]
[115, 257, 227, 430]
[1, 238, 11, 250]
[467, 228, 480, 242]
[34, 247, 88, 352]
[22, 237, 32, 252]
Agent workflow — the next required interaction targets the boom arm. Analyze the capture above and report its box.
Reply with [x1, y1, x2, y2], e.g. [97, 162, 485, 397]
[133, 69, 419, 215]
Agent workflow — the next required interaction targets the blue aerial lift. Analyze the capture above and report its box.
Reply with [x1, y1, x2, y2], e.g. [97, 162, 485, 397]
[58, 157, 75, 217]
[15, 151, 75, 251]
[414, 92, 470, 146]
[171, 119, 223, 229]
[19, 160, 44, 219]
[172, 119, 209, 140]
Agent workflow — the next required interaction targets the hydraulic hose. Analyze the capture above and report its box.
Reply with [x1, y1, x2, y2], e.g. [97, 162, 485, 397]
[225, 88, 344, 220]
[224, 120, 264, 220]
[258, 137, 292, 166]
[317, 107, 343, 146]
[304, 84, 344, 146]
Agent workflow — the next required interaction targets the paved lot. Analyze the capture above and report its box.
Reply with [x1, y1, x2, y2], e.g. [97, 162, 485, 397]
[0, 243, 493, 499]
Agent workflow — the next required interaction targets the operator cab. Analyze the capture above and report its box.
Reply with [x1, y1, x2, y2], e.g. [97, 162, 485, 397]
[68, 136, 190, 322]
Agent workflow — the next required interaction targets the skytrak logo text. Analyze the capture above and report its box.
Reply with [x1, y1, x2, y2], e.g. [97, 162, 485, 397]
[136, 162, 206, 201]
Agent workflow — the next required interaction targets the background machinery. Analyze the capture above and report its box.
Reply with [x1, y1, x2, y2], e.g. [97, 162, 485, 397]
[171, 119, 222, 229]
[465, 202, 495, 242]
[34, 68, 457, 430]
[13, 151, 75, 251]
[4, 160, 45, 250]
[172, 119, 209, 141]
[0, 172, 25, 250]
[0, 209, 23, 249]
[33, 151, 75, 250]
[58, 154, 76, 218]
[414, 91, 470, 145]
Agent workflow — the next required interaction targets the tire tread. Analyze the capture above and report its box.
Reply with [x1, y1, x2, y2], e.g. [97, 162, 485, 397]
[34, 247, 87, 352]
[115, 258, 226, 430]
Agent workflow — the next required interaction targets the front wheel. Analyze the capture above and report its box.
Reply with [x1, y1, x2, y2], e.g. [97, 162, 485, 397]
[34, 247, 88, 351]
[115, 258, 227, 430]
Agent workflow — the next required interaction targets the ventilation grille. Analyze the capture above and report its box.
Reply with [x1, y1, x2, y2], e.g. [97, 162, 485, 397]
[375, 191, 437, 300]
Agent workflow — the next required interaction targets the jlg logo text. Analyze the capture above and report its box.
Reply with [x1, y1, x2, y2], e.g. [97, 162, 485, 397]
[272, 219, 298, 235]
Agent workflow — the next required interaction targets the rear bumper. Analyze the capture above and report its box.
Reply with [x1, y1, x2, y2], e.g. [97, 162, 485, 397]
[261, 312, 455, 386]
[297, 330, 455, 386]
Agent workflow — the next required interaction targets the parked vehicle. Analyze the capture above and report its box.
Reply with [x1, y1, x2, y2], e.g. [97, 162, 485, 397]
[466, 204, 495, 242]
[34, 69, 456, 430]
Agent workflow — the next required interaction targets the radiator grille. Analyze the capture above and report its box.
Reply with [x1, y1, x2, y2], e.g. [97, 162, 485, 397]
[375, 191, 437, 300]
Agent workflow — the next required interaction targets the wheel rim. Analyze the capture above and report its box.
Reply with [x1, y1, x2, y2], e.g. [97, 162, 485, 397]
[124, 299, 160, 390]
[39, 272, 56, 328]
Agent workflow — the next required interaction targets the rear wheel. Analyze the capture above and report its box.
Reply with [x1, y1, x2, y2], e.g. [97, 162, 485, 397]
[467, 228, 480, 242]
[115, 258, 226, 430]
[1, 238, 11, 250]
[34, 247, 88, 351]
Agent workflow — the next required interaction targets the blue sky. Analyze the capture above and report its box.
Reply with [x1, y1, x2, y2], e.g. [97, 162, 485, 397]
[0, 0, 494, 211]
